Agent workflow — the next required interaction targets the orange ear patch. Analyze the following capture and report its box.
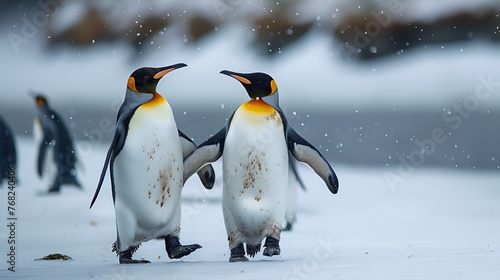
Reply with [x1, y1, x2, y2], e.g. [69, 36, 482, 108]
[270, 80, 277, 95]
[128, 77, 138, 92]
[36, 97, 45, 107]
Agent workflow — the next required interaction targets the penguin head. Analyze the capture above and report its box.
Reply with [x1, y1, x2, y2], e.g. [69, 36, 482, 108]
[220, 70, 278, 99]
[127, 63, 187, 93]
[29, 92, 49, 108]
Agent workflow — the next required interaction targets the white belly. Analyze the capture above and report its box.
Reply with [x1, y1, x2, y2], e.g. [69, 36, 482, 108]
[33, 119, 57, 185]
[112, 102, 183, 244]
[222, 108, 288, 246]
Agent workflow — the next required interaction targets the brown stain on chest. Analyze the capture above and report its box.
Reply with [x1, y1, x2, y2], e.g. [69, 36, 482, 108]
[242, 150, 267, 190]
[148, 160, 177, 208]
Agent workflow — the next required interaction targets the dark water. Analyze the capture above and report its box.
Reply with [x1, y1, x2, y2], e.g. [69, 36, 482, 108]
[2, 106, 499, 170]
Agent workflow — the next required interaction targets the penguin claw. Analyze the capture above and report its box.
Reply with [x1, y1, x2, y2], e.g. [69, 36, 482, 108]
[263, 237, 281, 257]
[118, 248, 150, 264]
[168, 244, 202, 259]
[263, 246, 281, 257]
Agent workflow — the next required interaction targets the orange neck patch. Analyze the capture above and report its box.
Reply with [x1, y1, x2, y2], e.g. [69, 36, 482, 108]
[241, 98, 275, 115]
[142, 92, 166, 108]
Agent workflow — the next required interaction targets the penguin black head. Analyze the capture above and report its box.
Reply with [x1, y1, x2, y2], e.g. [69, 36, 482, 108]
[30, 93, 49, 108]
[128, 63, 187, 93]
[220, 70, 278, 99]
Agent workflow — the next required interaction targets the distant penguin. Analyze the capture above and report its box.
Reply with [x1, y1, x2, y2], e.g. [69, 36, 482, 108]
[0, 115, 17, 185]
[90, 64, 215, 264]
[32, 94, 81, 193]
[183, 70, 338, 262]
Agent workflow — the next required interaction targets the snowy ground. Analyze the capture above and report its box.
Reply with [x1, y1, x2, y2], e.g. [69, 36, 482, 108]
[1, 137, 499, 279]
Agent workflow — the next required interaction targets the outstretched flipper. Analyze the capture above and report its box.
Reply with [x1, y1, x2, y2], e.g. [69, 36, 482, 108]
[178, 130, 215, 189]
[287, 127, 338, 194]
[183, 126, 227, 183]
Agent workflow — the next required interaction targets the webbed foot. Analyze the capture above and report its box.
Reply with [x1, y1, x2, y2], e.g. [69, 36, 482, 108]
[119, 249, 150, 264]
[229, 243, 249, 262]
[165, 235, 202, 259]
[263, 237, 280, 257]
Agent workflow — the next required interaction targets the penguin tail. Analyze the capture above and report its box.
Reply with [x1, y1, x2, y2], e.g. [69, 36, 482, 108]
[112, 241, 119, 256]
[246, 243, 261, 258]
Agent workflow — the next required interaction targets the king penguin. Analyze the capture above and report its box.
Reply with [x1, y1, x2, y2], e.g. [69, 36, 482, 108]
[0, 115, 17, 185]
[183, 70, 338, 262]
[89, 64, 215, 264]
[32, 94, 81, 193]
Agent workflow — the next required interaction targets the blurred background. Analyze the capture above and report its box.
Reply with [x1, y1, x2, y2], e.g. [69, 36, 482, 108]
[1, 0, 499, 170]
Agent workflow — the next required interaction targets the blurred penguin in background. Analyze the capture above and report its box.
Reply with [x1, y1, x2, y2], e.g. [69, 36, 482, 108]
[0, 115, 17, 185]
[32, 93, 82, 193]
[284, 156, 307, 231]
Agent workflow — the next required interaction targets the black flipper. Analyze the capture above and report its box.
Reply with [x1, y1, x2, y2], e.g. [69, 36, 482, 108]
[89, 89, 153, 209]
[178, 130, 215, 189]
[183, 126, 227, 183]
[259, 96, 338, 195]
[89, 129, 121, 208]
[288, 154, 307, 191]
[287, 127, 338, 194]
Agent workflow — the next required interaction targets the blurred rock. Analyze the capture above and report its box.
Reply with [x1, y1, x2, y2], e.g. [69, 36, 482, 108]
[2, 1, 499, 60]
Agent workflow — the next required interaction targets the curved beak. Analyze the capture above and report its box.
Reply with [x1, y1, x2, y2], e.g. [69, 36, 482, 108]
[153, 63, 188, 80]
[220, 70, 252, 85]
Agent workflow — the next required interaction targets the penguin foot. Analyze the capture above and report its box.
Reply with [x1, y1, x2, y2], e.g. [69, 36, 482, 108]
[119, 249, 150, 264]
[263, 237, 281, 257]
[164, 235, 201, 259]
[229, 244, 249, 262]
[119, 257, 151, 264]
[283, 222, 293, 231]
[47, 187, 61, 194]
[168, 244, 202, 259]
[36, 190, 58, 196]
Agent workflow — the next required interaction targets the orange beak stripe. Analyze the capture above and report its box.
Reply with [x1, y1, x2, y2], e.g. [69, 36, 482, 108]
[154, 68, 175, 79]
[230, 74, 251, 85]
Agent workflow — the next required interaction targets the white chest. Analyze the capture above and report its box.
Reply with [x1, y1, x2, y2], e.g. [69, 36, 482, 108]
[113, 101, 183, 225]
[222, 106, 288, 209]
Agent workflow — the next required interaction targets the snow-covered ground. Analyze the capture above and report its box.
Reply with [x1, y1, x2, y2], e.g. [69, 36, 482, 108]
[1, 137, 499, 279]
